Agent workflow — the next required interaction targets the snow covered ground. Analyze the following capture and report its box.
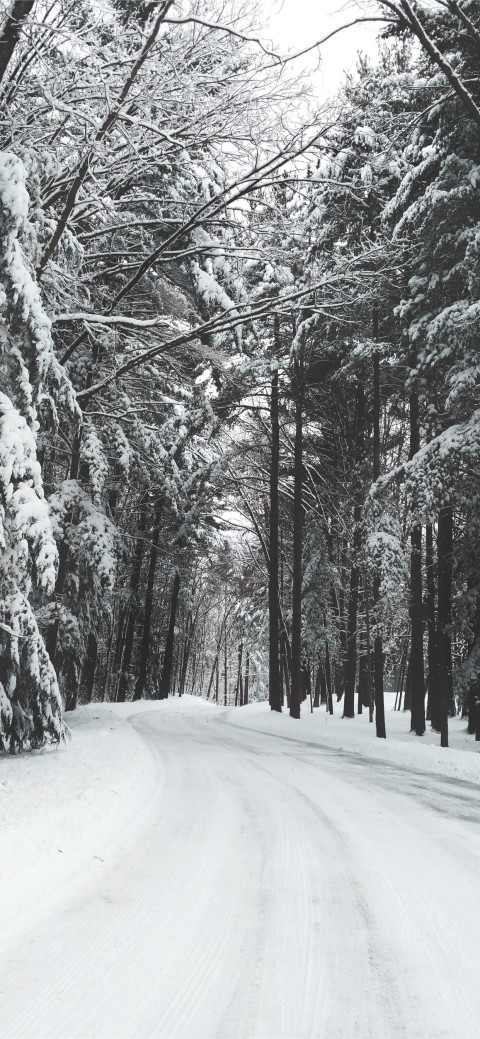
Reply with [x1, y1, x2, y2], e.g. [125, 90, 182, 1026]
[1, 694, 480, 1038]
[226, 692, 480, 784]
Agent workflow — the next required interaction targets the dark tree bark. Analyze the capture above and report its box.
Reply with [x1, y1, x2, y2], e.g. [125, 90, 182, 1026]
[82, 632, 98, 704]
[357, 655, 368, 714]
[344, 505, 361, 717]
[280, 632, 290, 708]
[325, 639, 334, 716]
[46, 430, 82, 666]
[475, 698, 480, 741]
[133, 507, 161, 700]
[269, 317, 282, 712]
[408, 366, 426, 736]
[425, 522, 440, 730]
[158, 568, 181, 700]
[314, 661, 324, 707]
[344, 384, 366, 718]
[372, 331, 386, 738]
[244, 650, 250, 706]
[330, 582, 345, 700]
[206, 656, 217, 700]
[410, 524, 425, 735]
[0, 2, 35, 88]
[223, 620, 228, 706]
[234, 642, 243, 706]
[364, 585, 374, 723]
[116, 519, 146, 702]
[437, 505, 453, 746]
[290, 354, 304, 719]
[178, 606, 198, 697]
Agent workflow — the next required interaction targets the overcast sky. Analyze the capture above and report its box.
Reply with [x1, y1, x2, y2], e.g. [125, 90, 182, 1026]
[263, 0, 379, 97]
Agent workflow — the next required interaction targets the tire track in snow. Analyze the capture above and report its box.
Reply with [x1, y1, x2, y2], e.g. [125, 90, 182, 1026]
[2, 705, 480, 1038]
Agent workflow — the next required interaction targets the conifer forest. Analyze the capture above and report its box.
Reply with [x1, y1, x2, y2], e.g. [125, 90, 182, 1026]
[2, 4, 480, 1037]
[1, 0, 479, 746]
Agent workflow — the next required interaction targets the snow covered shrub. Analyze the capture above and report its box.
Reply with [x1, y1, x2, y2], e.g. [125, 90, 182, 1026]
[0, 151, 70, 750]
[0, 394, 63, 750]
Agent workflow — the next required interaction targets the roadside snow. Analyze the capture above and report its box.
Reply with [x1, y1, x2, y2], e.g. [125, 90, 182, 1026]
[0, 701, 157, 946]
[224, 692, 480, 785]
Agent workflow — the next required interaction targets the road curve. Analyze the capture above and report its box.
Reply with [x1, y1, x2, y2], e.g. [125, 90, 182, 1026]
[2, 704, 480, 1039]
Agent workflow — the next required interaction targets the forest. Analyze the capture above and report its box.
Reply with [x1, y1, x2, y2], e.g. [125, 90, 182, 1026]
[1, 0, 480, 754]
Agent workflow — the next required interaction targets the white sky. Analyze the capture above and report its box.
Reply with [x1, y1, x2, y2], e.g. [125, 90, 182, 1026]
[263, 0, 380, 97]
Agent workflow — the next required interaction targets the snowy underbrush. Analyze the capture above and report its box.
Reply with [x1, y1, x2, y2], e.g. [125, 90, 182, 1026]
[223, 693, 480, 785]
[0, 701, 162, 946]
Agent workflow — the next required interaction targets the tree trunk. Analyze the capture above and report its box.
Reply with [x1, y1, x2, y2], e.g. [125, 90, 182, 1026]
[244, 650, 250, 706]
[269, 318, 282, 712]
[437, 505, 453, 746]
[178, 606, 198, 697]
[290, 354, 304, 719]
[344, 384, 365, 718]
[408, 364, 425, 736]
[325, 639, 334, 715]
[234, 642, 243, 706]
[134, 508, 161, 700]
[82, 632, 98, 704]
[46, 430, 82, 666]
[365, 589, 374, 724]
[117, 523, 145, 702]
[280, 632, 290, 708]
[372, 339, 386, 738]
[158, 568, 181, 700]
[0, 2, 35, 88]
[425, 522, 440, 730]
[344, 505, 361, 718]
[223, 620, 228, 707]
[358, 655, 368, 714]
[410, 523, 425, 735]
[314, 661, 323, 707]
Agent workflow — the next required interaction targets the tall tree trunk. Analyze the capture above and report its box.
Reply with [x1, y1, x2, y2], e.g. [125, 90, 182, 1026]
[244, 650, 250, 706]
[365, 586, 374, 724]
[314, 661, 323, 708]
[116, 520, 146, 702]
[158, 568, 181, 700]
[425, 522, 440, 730]
[290, 353, 304, 719]
[134, 508, 161, 700]
[325, 638, 334, 716]
[0, 2, 35, 88]
[179, 606, 198, 697]
[234, 642, 243, 706]
[408, 366, 425, 736]
[344, 506, 361, 718]
[46, 429, 82, 666]
[372, 334, 386, 738]
[280, 632, 290, 708]
[223, 619, 228, 707]
[82, 632, 98, 705]
[330, 581, 345, 701]
[344, 384, 366, 718]
[269, 317, 282, 711]
[437, 505, 453, 746]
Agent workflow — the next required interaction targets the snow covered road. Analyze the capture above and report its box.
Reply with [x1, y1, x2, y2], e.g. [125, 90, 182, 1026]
[2, 702, 480, 1039]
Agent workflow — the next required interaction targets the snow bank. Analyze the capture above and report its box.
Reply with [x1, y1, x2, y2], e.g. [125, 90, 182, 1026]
[223, 694, 480, 785]
[0, 702, 159, 945]
[0, 695, 216, 947]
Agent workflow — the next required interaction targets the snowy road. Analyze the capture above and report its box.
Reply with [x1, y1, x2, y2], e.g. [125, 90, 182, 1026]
[2, 704, 480, 1039]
